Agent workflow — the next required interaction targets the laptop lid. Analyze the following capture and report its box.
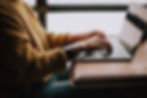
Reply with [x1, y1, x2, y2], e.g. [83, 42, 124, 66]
[119, 3, 147, 51]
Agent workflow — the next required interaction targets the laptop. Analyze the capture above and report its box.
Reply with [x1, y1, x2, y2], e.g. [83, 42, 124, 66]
[76, 3, 147, 62]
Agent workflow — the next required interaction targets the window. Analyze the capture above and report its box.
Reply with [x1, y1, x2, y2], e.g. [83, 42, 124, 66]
[47, 12, 126, 35]
[47, 0, 147, 35]
[48, 0, 147, 5]
[23, 0, 36, 7]
[23, 0, 147, 35]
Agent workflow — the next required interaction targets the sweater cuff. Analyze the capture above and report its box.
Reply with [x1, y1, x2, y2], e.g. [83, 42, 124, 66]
[52, 48, 68, 72]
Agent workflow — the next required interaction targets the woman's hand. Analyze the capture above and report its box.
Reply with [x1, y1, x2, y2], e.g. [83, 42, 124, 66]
[66, 30, 106, 44]
[64, 36, 112, 60]
[87, 30, 106, 39]
[72, 36, 111, 53]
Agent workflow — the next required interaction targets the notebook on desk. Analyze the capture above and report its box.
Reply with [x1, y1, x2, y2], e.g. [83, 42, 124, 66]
[76, 3, 147, 62]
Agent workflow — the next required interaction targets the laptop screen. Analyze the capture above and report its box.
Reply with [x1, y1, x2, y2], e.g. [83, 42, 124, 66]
[119, 3, 147, 50]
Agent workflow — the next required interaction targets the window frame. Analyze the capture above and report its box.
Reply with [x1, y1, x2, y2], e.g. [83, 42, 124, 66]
[34, 0, 147, 28]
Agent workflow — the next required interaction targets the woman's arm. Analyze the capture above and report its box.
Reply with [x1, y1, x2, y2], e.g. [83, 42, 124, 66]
[66, 30, 106, 45]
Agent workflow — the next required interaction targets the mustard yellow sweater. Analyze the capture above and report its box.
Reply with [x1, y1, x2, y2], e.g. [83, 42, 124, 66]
[0, 0, 68, 95]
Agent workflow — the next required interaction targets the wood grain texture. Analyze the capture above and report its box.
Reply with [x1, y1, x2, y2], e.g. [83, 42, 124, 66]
[71, 41, 147, 87]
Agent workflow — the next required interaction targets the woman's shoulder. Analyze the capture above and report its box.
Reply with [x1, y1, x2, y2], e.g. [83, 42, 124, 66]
[0, 0, 20, 7]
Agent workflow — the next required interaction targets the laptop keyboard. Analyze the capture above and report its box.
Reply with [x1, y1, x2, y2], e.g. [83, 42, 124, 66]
[77, 38, 132, 61]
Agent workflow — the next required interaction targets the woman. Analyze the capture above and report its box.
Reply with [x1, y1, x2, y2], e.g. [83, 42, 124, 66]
[0, 0, 111, 98]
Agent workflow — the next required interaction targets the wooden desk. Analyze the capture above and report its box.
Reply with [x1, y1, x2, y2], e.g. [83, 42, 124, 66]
[71, 41, 147, 88]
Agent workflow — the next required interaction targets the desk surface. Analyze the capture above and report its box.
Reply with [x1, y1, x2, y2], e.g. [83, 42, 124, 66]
[71, 41, 147, 87]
